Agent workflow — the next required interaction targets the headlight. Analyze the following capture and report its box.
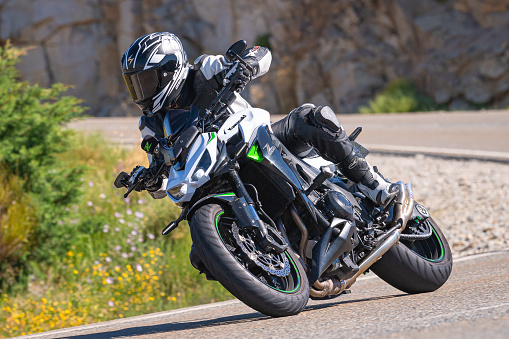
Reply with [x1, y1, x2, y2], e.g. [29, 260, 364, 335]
[191, 150, 212, 182]
[167, 183, 187, 200]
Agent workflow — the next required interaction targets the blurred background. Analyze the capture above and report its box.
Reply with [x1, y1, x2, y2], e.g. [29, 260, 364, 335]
[0, 0, 508, 337]
[3, 0, 509, 116]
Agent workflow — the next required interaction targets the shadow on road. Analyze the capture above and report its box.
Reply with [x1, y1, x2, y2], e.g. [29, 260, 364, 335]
[55, 312, 268, 339]
[55, 293, 408, 338]
[305, 293, 408, 313]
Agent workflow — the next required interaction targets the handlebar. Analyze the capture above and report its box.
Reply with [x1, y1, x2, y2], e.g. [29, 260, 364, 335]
[200, 53, 253, 132]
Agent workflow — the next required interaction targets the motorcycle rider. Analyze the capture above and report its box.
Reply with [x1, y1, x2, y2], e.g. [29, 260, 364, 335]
[121, 32, 395, 208]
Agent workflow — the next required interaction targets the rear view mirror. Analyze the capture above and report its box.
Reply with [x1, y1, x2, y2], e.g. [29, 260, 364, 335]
[225, 40, 247, 62]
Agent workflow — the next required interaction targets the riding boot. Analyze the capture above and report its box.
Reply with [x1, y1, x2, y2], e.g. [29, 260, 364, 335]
[337, 148, 397, 207]
[294, 106, 398, 207]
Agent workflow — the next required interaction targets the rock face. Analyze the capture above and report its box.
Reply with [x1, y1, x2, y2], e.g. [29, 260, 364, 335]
[1, 0, 508, 116]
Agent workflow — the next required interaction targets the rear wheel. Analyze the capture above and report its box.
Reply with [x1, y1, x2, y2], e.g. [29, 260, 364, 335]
[190, 203, 309, 317]
[370, 217, 453, 293]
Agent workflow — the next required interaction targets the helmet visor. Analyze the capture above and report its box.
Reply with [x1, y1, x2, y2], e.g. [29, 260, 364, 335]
[123, 68, 160, 102]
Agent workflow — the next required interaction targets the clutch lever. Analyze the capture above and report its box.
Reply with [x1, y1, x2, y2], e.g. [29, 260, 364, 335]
[123, 170, 148, 198]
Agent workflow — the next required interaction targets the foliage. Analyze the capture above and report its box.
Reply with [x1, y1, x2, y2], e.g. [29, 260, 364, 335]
[0, 166, 37, 277]
[1, 239, 231, 337]
[0, 43, 232, 337]
[254, 34, 272, 50]
[0, 136, 233, 337]
[0, 42, 85, 265]
[359, 79, 438, 114]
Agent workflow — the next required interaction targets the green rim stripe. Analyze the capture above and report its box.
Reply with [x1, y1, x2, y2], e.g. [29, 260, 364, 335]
[422, 224, 444, 262]
[271, 252, 301, 293]
[214, 211, 300, 294]
[215, 211, 225, 243]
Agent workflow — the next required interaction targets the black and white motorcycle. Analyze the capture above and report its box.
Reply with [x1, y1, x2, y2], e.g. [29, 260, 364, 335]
[115, 41, 452, 317]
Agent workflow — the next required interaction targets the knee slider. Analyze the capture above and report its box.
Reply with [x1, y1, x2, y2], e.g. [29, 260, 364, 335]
[313, 106, 341, 132]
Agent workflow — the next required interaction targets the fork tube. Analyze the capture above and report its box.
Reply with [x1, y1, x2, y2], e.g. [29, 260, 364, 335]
[229, 166, 255, 206]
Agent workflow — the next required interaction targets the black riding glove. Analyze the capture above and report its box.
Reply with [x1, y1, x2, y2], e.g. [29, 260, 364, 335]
[128, 166, 163, 192]
[232, 64, 252, 92]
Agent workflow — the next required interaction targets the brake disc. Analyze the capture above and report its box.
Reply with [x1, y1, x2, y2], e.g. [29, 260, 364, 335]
[232, 223, 290, 277]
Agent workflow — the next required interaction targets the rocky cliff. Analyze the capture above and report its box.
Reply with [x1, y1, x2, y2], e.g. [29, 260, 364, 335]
[1, 0, 508, 116]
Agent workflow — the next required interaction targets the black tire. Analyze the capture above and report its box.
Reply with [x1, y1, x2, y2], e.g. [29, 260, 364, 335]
[190, 203, 309, 317]
[370, 217, 453, 294]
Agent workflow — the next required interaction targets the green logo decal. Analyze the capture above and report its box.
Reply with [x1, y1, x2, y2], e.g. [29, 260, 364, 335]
[144, 142, 152, 152]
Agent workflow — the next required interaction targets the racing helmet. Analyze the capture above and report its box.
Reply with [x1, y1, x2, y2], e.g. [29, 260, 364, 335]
[121, 32, 189, 116]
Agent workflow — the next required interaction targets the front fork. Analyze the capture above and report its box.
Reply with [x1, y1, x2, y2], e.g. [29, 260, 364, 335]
[228, 164, 288, 253]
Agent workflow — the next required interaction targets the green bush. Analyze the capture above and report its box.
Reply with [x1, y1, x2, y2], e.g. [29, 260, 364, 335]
[1, 136, 232, 337]
[254, 34, 271, 50]
[359, 79, 438, 114]
[0, 165, 37, 278]
[0, 43, 233, 337]
[0, 42, 85, 267]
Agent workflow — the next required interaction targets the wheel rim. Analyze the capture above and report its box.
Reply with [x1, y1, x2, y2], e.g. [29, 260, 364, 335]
[403, 220, 445, 262]
[215, 210, 301, 293]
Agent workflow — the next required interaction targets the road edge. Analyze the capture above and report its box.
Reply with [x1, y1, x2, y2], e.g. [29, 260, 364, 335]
[16, 250, 509, 339]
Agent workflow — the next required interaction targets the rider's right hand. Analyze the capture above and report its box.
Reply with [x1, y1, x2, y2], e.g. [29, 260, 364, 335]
[233, 64, 252, 92]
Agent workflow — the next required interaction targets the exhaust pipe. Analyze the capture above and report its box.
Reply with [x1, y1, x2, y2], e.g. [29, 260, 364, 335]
[310, 183, 415, 297]
[289, 204, 308, 264]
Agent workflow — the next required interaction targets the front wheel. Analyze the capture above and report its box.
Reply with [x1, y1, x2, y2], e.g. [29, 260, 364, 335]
[370, 217, 453, 293]
[190, 203, 309, 317]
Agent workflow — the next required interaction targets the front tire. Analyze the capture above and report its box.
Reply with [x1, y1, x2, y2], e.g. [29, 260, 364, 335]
[370, 217, 453, 294]
[190, 203, 309, 317]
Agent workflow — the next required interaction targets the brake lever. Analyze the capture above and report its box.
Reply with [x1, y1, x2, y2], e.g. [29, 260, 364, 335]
[226, 51, 254, 73]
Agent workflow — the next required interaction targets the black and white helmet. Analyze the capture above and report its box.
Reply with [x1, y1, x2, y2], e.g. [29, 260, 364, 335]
[121, 32, 189, 116]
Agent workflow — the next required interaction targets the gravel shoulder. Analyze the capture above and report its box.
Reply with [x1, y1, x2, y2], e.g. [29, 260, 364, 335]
[368, 153, 509, 257]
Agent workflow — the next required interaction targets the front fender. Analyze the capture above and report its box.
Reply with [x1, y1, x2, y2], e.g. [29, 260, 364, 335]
[186, 193, 237, 221]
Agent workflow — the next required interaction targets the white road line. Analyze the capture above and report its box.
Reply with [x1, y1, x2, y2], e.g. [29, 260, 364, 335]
[19, 300, 241, 339]
[421, 302, 509, 321]
[17, 250, 508, 339]
[453, 249, 509, 262]
[366, 144, 509, 162]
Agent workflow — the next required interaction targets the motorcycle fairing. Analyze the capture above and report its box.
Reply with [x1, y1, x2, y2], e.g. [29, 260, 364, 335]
[164, 107, 270, 206]
[218, 107, 271, 145]
[165, 132, 218, 205]
[255, 126, 303, 191]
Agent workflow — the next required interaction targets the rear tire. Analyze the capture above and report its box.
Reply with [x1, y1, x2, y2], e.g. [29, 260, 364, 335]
[370, 217, 453, 294]
[190, 203, 309, 317]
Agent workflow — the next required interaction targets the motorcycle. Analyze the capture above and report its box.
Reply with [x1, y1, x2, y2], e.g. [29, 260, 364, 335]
[115, 40, 453, 317]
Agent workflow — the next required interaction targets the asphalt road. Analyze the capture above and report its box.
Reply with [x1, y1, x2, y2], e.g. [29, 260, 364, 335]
[69, 110, 509, 162]
[68, 110, 509, 152]
[48, 110, 509, 339]
[22, 250, 509, 339]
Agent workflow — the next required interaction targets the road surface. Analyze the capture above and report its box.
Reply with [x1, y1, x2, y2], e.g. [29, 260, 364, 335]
[69, 110, 509, 162]
[43, 111, 509, 339]
[22, 251, 509, 339]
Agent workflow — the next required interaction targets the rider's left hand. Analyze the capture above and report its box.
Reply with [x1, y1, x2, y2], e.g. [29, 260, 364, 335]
[128, 166, 147, 191]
